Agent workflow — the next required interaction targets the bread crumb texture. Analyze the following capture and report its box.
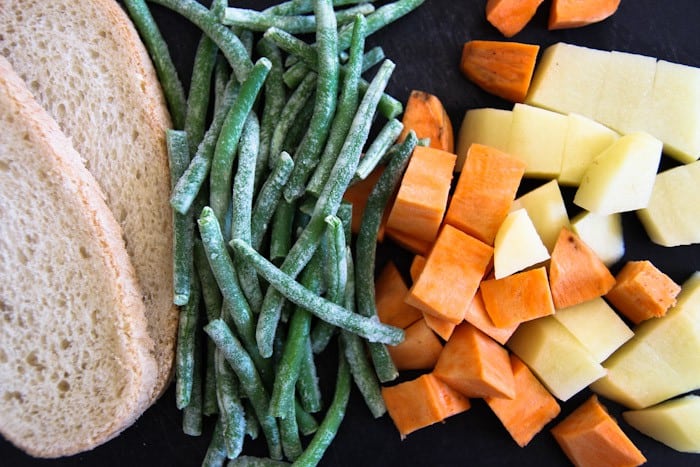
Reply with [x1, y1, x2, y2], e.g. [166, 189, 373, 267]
[0, 0, 177, 396]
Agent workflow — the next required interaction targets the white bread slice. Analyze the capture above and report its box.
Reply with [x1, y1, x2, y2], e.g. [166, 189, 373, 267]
[0, 0, 177, 396]
[0, 55, 158, 457]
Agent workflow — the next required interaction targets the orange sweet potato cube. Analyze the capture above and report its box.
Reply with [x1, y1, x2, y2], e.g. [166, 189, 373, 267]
[464, 289, 519, 345]
[551, 395, 646, 467]
[480, 266, 555, 328]
[406, 225, 493, 324]
[423, 312, 458, 341]
[375, 261, 422, 329]
[399, 90, 454, 153]
[382, 373, 471, 439]
[433, 323, 515, 399]
[549, 228, 616, 310]
[444, 143, 526, 245]
[385, 145, 456, 244]
[605, 260, 681, 324]
[387, 318, 444, 371]
[485, 355, 560, 447]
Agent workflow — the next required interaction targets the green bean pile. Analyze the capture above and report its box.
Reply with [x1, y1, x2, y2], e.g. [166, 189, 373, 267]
[125, 0, 424, 465]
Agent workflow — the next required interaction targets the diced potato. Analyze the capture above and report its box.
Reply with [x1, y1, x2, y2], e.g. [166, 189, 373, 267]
[511, 179, 570, 252]
[623, 395, 700, 454]
[646, 60, 700, 163]
[553, 298, 633, 363]
[570, 211, 625, 266]
[508, 103, 568, 178]
[591, 273, 700, 409]
[493, 209, 549, 279]
[526, 42, 611, 118]
[638, 160, 700, 247]
[507, 316, 606, 401]
[456, 108, 512, 171]
[559, 113, 619, 186]
[595, 51, 656, 135]
[574, 132, 662, 215]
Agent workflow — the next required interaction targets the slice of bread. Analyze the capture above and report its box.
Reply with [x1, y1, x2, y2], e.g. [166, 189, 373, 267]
[0, 0, 177, 397]
[0, 55, 158, 457]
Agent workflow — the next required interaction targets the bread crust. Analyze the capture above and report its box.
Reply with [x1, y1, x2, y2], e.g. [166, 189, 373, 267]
[0, 0, 178, 398]
[0, 55, 158, 457]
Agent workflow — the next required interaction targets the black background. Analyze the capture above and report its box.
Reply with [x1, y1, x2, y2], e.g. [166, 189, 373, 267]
[3, 0, 700, 465]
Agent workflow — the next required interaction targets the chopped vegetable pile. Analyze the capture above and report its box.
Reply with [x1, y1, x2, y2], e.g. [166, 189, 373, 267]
[122, 0, 700, 465]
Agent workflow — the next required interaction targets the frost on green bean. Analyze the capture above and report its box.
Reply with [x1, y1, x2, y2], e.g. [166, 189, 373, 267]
[182, 329, 203, 436]
[252, 152, 294, 251]
[197, 207, 271, 384]
[205, 319, 283, 461]
[123, 0, 187, 129]
[183, 0, 226, 153]
[269, 72, 317, 170]
[232, 113, 263, 312]
[305, 14, 366, 198]
[170, 79, 238, 215]
[355, 131, 418, 383]
[210, 57, 270, 225]
[148, 0, 253, 83]
[280, 6, 338, 200]
[215, 349, 245, 459]
[256, 38, 287, 189]
[355, 118, 404, 180]
[167, 129, 194, 306]
[221, 4, 374, 34]
[291, 351, 351, 466]
[175, 273, 201, 409]
[202, 420, 227, 467]
[232, 239, 404, 346]
[255, 59, 398, 358]
[264, 0, 377, 16]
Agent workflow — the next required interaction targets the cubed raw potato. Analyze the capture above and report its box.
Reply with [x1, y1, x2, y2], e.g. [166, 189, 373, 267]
[456, 108, 512, 171]
[493, 208, 549, 279]
[646, 60, 700, 163]
[595, 51, 657, 135]
[559, 113, 619, 186]
[507, 316, 607, 401]
[591, 273, 700, 408]
[553, 298, 633, 363]
[637, 160, 700, 247]
[511, 179, 570, 252]
[526, 42, 611, 118]
[574, 132, 662, 215]
[623, 395, 700, 454]
[508, 103, 568, 178]
[570, 211, 625, 266]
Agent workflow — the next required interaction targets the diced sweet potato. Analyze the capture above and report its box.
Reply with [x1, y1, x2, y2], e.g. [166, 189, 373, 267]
[434, 323, 515, 399]
[605, 260, 681, 324]
[406, 225, 493, 324]
[486, 355, 561, 447]
[375, 260, 422, 329]
[382, 373, 471, 439]
[387, 318, 443, 371]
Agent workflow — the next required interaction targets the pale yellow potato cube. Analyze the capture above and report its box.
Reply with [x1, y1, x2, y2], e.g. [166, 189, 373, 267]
[508, 104, 568, 178]
[493, 209, 549, 279]
[507, 316, 606, 401]
[574, 132, 662, 215]
[553, 298, 633, 363]
[570, 211, 625, 266]
[591, 273, 700, 409]
[638, 160, 700, 247]
[511, 179, 570, 252]
[647, 60, 700, 163]
[526, 42, 611, 119]
[623, 395, 700, 453]
[455, 108, 512, 172]
[595, 51, 657, 134]
[559, 113, 619, 186]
